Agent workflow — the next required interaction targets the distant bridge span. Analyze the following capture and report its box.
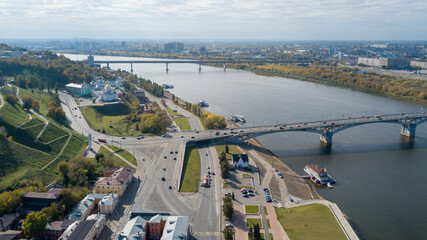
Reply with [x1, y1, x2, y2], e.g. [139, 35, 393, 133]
[82, 55, 311, 72]
[191, 112, 427, 145]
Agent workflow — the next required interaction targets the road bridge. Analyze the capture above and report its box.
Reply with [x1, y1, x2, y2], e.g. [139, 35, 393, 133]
[83, 55, 311, 72]
[192, 112, 427, 145]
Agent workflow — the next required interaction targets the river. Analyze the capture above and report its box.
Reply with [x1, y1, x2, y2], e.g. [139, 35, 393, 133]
[63, 53, 427, 240]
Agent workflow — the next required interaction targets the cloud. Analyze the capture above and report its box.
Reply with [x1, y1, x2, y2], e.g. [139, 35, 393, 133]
[0, 0, 426, 39]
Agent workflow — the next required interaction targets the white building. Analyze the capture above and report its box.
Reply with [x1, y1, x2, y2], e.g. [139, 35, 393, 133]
[161, 216, 189, 240]
[98, 84, 119, 102]
[232, 154, 249, 168]
[99, 194, 119, 215]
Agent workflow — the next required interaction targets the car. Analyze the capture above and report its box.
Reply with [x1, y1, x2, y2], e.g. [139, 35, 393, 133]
[226, 223, 234, 228]
[191, 136, 195, 139]
[208, 171, 211, 174]
[268, 128, 272, 131]
[243, 194, 249, 198]
[180, 135, 184, 138]
[195, 131, 199, 133]
[161, 134, 166, 138]
[136, 137, 141, 140]
[173, 157, 177, 160]
[230, 128, 234, 131]
[280, 175, 284, 179]
[248, 193, 255, 197]
[215, 132, 220, 135]
[303, 123, 307, 125]
[175, 151, 178, 154]
[141, 157, 145, 161]
[205, 153, 208, 156]
[162, 167, 166, 171]
[273, 125, 277, 127]
[282, 124, 287, 127]
[248, 189, 254, 193]
[161, 177, 166, 181]
[75, 115, 77, 117]
[240, 130, 244, 132]
[263, 188, 269, 191]
[169, 186, 172, 189]
[290, 126, 294, 129]
[170, 151, 173, 154]
[297, 125, 301, 128]
[121, 137, 126, 140]
[207, 166, 210, 169]
[164, 156, 167, 159]
[266, 198, 272, 202]
[279, 126, 284, 129]
[223, 133, 227, 135]
[241, 190, 248, 194]
[240, 188, 247, 192]
[79, 116, 81, 119]
[212, 172, 215, 175]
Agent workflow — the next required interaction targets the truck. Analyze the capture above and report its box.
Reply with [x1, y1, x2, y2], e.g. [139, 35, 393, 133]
[98, 138, 107, 143]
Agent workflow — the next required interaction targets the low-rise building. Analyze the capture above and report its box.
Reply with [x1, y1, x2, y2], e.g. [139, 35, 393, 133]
[21, 192, 62, 212]
[161, 216, 189, 240]
[86, 214, 106, 238]
[65, 82, 91, 96]
[43, 220, 76, 240]
[95, 168, 133, 196]
[99, 194, 119, 215]
[142, 103, 155, 114]
[0, 213, 20, 231]
[58, 220, 97, 240]
[103, 167, 120, 177]
[232, 154, 249, 168]
[67, 195, 96, 220]
[118, 216, 146, 240]
[0, 230, 24, 239]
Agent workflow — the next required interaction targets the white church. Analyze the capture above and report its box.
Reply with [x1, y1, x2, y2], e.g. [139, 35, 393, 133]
[232, 154, 249, 168]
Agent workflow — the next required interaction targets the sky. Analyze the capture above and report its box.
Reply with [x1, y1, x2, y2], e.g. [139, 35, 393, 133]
[0, 0, 426, 40]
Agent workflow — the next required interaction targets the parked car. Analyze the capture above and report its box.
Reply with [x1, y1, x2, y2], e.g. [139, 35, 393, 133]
[248, 189, 254, 193]
[248, 193, 255, 197]
[243, 194, 249, 198]
[215, 132, 220, 135]
[161, 177, 166, 181]
[175, 151, 178, 154]
[226, 223, 234, 228]
[240, 188, 248, 192]
[173, 157, 177, 160]
[169, 186, 172, 189]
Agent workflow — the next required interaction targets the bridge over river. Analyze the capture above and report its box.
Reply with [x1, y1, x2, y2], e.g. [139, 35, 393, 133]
[189, 111, 427, 145]
[83, 55, 311, 72]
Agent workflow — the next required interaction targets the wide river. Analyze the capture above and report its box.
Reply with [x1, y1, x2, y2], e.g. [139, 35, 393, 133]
[64, 54, 427, 240]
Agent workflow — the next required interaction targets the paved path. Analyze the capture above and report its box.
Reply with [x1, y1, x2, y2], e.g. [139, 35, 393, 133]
[30, 109, 49, 141]
[0, 91, 4, 109]
[40, 132, 72, 170]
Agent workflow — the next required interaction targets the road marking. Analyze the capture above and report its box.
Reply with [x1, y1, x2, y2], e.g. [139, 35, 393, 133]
[194, 232, 220, 236]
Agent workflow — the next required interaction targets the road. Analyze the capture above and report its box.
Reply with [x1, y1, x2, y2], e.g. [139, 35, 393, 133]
[59, 91, 221, 239]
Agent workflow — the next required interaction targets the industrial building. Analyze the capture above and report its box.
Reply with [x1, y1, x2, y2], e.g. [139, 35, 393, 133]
[65, 82, 91, 96]
[357, 57, 410, 69]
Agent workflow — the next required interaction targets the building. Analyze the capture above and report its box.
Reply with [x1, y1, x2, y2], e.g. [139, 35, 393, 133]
[0, 230, 24, 240]
[164, 42, 184, 53]
[58, 220, 97, 240]
[67, 195, 96, 220]
[142, 103, 155, 114]
[43, 220, 76, 240]
[86, 214, 106, 238]
[94, 168, 133, 196]
[119, 213, 189, 240]
[0, 213, 20, 231]
[99, 194, 119, 215]
[410, 61, 427, 69]
[232, 154, 249, 168]
[103, 167, 120, 177]
[98, 84, 119, 102]
[21, 192, 63, 212]
[65, 82, 91, 96]
[358, 57, 410, 68]
[161, 216, 189, 240]
[134, 89, 148, 104]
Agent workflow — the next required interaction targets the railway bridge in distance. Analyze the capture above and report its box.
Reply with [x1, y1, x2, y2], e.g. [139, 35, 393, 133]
[82, 55, 312, 73]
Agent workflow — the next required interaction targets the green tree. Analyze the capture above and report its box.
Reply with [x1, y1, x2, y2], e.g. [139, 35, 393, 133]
[248, 226, 254, 239]
[55, 82, 58, 93]
[95, 153, 104, 162]
[223, 201, 234, 219]
[225, 145, 229, 153]
[31, 100, 40, 112]
[41, 202, 64, 220]
[23, 211, 48, 239]
[57, 161, 70, 186]
[21, 95, 34, 109]
[5, 94, 18, 105]
[253, 224, 261, 240]
[219, 152, 227, 163]
[221, 161, 228, 179]
[222, 227, 234, 240]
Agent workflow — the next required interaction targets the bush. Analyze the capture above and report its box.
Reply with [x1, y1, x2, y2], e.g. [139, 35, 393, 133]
[5, 94, 18, 105]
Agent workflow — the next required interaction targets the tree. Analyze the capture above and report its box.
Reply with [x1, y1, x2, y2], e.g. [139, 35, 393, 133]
[21, 95, 34, 109]
[57, 161, 70, 186]
[248, 226, 254, 239]
[61, 188, 87, 213]
[253, 224, 261, 240]
[5, 94, 18, 105]
[55, 82, 58, 93]
[204, 113, 227, 129]
[0, 126, 7, 137]
[95, 153, 104, 162]
[225, 145, 229, 153]
[222, 227, 234, 240]
[221, 161, 228, 179]
[31, 100, 40, 112]
[41, 202, 64, 220]
[223, 202, 233, 219]
[23, 211, 48, 239]
[219, 152, 226, 163]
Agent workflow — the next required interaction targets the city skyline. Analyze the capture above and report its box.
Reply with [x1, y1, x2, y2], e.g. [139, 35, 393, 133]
[0, 0, 426, 40]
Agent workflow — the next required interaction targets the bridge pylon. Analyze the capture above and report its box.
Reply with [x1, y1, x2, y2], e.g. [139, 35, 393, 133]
[401, 124, 416, 138]
[130, 63, 133, 73]
[320, 131, 333, 145]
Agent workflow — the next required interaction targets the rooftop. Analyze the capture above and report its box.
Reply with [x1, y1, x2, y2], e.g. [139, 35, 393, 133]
[67, 195, 95, 220]
[161, 216, 189, 240]
[22, 191, 61, 200]
[59, 220, 96, 240]
[232, 154, 249, 163]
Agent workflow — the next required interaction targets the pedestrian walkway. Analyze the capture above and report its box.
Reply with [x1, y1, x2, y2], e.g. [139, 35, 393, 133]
[102, 144, 137, 169]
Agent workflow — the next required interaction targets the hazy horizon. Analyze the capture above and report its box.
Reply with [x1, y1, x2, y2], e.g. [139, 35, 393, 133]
[1, 0, 426, 40]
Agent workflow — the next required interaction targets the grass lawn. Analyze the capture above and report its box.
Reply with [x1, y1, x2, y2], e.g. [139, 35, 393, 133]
[269, 233, 273, 240]
[242, 173, 252, 178]
[18, 88, 55, 116]
[266, 219, 271, 229]
[245, 205, 260, 214]
[215, 144, 242, 159]
[165, 106, 191, 130]
[20, 117, 44, 128]
[179, 146, 201, 192]
[106, 144, 137, 166]
[0, 100, 29, 126]
[223, 182, 228, 188]
[38, 123, 68, 143]
[248, 233, 265, 240]
[238, 185, 253, 190]
[275, 204, 347, 240]
[246, 218, 263, 228]
[98, 146, 132, 169]
[80, 104, 139, 136]
[263, 206, 268, 215]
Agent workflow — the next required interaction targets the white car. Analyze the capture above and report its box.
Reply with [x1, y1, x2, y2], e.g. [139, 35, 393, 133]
[226, 223, 233, 228]
[141, 157, 145, 161]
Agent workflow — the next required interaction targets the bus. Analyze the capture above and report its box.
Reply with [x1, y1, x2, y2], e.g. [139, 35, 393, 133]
[98, 138, 107, 143]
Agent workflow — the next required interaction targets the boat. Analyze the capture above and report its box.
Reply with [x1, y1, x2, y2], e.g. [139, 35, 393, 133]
[228, 114, 246, 123]
[163, 84, 174, 89]
[198, 100, 209, 107]
[327, 182, 333, 189]
[304, 165, 335, 186]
